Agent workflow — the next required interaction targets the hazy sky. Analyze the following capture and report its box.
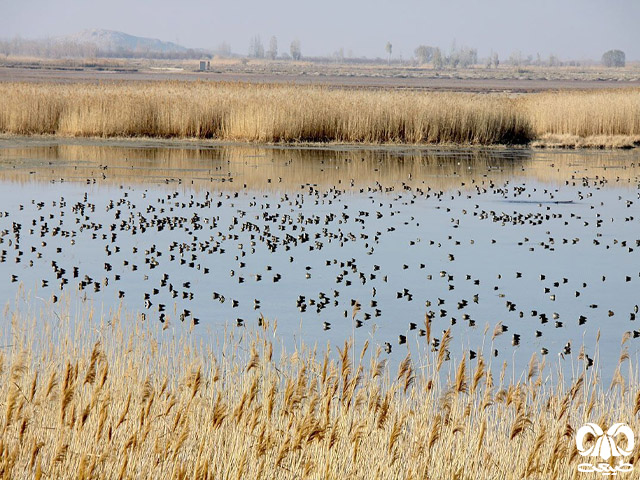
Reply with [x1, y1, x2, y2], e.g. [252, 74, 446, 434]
[1, 0, 639, 60]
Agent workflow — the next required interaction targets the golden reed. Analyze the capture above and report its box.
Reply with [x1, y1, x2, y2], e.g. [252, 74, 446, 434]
[1, 82, 639, 147]
[0, 297, 638, 479]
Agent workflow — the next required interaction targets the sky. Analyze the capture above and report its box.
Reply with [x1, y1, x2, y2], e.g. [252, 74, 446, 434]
[1, 0, 639, 60]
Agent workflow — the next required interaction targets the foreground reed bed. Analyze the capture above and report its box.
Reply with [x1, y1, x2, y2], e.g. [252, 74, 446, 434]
[4, 81, 638, 147]
[1, 297, 639, 479]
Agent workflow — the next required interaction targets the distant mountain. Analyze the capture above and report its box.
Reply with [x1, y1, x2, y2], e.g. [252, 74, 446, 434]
[59, 29, 188, 54]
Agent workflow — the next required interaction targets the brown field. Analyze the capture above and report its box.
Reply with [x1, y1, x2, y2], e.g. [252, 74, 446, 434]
[0, 82, 639, 147]
[1, 296, 638, 479]
[2, 57, 640, 93]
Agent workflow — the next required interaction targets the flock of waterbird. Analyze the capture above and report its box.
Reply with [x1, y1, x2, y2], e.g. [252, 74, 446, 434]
[0, 150, 639, 370]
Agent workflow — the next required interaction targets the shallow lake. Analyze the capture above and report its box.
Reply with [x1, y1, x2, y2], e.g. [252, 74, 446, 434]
[1, 138, 639, 381]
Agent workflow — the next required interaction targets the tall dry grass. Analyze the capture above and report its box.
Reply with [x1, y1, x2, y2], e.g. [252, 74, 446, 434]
[526, 90, 640, 138]
[1, 82, 530, 144]
[1, 296, 639, 479]
[0, 82, 639, 146]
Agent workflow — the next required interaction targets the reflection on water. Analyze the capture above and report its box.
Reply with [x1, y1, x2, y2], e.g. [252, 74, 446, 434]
[2, 138, 638, 191]
[1, 138, 639, 379]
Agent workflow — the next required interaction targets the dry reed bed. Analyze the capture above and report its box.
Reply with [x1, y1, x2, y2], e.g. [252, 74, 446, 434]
[1, 299, 640, 480]
[9, 81, 639, 145]
[1, 82, 639, 146]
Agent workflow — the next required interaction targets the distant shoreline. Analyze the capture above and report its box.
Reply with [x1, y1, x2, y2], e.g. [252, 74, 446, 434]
[2, 63, 640, 94]
[1, 133, 639, 150]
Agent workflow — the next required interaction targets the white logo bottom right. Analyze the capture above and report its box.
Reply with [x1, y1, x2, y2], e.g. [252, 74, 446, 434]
[576, 423, 634, 475]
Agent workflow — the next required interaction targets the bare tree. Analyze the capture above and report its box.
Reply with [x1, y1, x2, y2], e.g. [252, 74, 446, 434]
[248, 36, 264, 58]
[508, 50, 523, 67]
[450, 46, 477, 68]
[267, 36, 278, 60]
[217, 42, 232, 58]
[414, 45, 434, 65]
[602, 50, 625, 67]
[290, 39, 301, 61]
[385, 41, 392, 65]
[432, 47, 443, 69]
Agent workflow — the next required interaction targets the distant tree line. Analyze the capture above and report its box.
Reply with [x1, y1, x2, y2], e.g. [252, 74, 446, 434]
[0, 34, 304, 62]
[411, 43, 628, 69]
[0, 37, 209, 60]
[413, 44, 477, 68]
[247, 36, 301, 60]
[0, 35, 628, 68]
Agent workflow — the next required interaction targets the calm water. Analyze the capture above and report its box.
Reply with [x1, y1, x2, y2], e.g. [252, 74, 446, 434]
[1, 138, 639, 379]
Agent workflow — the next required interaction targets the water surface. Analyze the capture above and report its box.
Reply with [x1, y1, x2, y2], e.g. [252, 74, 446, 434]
[1, 138, 638, 380]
